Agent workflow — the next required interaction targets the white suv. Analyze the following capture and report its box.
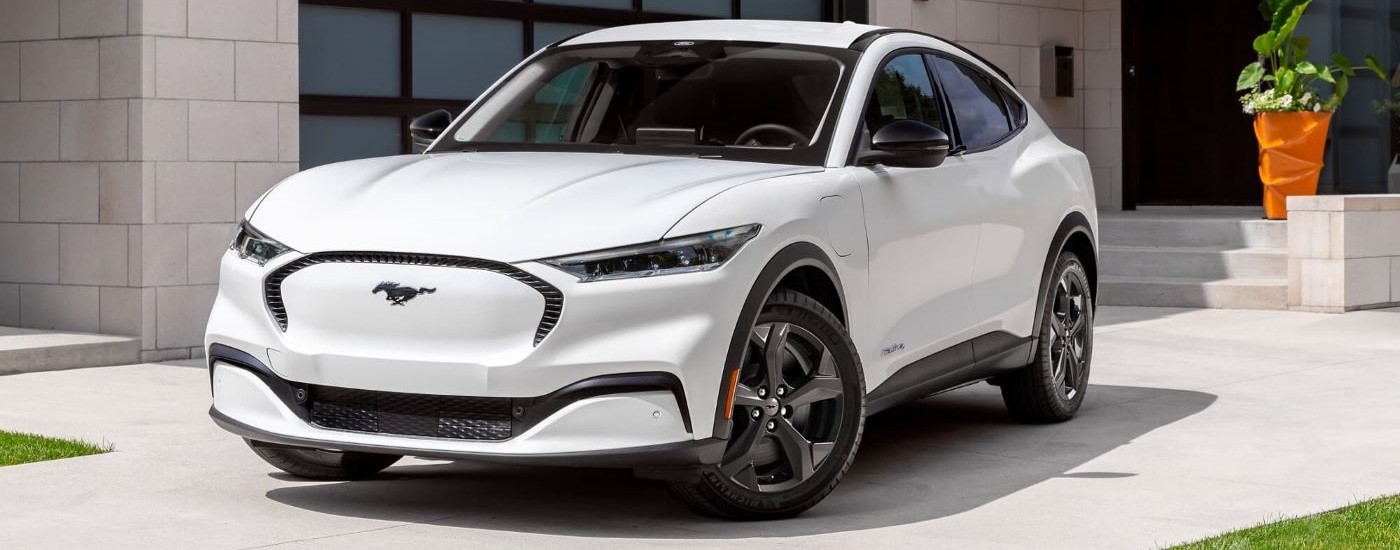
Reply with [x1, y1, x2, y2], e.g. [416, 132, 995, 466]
[207, 19, 1097, 519]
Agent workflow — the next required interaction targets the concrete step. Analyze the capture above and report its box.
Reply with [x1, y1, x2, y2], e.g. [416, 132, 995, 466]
[1100, 245, 1287, 279]
[0, 327, 141, 375]
[1100, 217, 1286, 249]
[1099, 276, 1288, 311]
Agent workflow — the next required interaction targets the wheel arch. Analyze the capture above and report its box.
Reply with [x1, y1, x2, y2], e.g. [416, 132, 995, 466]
[710, 241, 846, 440]
[1033, 212, 1098, 338]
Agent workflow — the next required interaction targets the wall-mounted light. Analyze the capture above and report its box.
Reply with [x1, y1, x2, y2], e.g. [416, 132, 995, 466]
[1041, 45, 1075, 98]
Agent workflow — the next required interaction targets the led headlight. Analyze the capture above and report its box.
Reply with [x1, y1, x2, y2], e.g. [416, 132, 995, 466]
[229, 223, 290, 266]
[541, 224, 761, 282]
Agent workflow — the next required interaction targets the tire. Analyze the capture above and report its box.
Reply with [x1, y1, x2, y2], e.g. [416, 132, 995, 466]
[669, 289, 865, 520]
[245, 439, 401, 480]
[1000, 250, 1094, 423]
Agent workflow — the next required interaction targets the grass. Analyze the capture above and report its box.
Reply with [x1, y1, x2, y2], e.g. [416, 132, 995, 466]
[1170, 495, 1400, 550]
[0, 430, 112, 466]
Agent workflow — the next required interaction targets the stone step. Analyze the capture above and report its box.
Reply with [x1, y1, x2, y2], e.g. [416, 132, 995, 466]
[1100, 245, 1288, 279]
[1100, 217, 1286, 249]
[1098, 276, 1288, 311]
[0, 327, 141, 375]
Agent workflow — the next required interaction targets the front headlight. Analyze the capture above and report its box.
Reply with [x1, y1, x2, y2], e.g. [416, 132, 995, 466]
[229, 222, 291, 266]
[541, 224, 761, 282]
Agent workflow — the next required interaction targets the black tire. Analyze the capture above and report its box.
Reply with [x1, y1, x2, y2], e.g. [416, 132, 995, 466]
[669, 289, 865, 520]
[1000, 250, 1094, 423]
[245, 439, 401, 480]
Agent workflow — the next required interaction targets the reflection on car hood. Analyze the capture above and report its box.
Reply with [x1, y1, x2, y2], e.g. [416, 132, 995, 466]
[250, 152, 819, 262]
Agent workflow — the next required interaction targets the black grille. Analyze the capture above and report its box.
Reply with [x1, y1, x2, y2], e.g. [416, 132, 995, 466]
[309, 386, 513, 441]
[264, 251, 564, 345]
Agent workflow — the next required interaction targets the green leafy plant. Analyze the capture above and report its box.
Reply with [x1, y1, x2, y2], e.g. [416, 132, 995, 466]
[1237, 0, 1386, 114]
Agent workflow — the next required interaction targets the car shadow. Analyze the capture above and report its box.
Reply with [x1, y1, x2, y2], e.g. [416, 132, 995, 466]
[264, 383, 1215, 539]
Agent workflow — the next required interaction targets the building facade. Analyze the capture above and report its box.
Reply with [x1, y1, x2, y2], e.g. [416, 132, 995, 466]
[0, 0, 1394, 359]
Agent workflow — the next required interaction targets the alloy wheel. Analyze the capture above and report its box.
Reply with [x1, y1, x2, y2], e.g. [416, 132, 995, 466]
[721, 322, 846, 493]
[1048, 271, 1089, 400]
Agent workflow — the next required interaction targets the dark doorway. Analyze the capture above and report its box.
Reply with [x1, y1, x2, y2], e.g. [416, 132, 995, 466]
[1122, 1, 1267, 207]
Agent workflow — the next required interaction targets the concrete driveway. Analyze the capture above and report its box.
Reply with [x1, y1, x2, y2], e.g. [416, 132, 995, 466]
[3, 306, 1400, 549]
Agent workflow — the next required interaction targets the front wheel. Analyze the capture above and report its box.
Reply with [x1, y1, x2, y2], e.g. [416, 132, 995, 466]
[999, 250, 1094, 423]
[669, 290, 865, 520]
[245, 439, 401, 480]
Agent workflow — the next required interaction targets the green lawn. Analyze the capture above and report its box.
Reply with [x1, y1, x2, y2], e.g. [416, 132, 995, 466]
[0, 430, 112, 466]
[1171, 495, 1400, 549]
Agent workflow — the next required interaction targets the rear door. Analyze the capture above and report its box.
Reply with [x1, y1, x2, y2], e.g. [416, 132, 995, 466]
[925, 54, 1037, 337]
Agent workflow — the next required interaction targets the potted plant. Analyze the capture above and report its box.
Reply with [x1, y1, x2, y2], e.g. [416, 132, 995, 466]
[1236, 0, 1386, 219]
[1375, 69, 1400, 193]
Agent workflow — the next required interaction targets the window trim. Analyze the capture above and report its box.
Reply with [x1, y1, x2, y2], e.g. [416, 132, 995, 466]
[925, 52, 1026, 155]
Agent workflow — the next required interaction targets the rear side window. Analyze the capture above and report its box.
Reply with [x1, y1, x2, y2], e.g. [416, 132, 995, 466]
[928, 56, 1013, 150]
[865, 53, 945, 135]
[1001, 87, 1028, 130]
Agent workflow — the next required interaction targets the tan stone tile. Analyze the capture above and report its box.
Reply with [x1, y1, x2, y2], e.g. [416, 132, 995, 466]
[59, 224, 128, 286]
[20, 162, 99, 222]
[20, 39, 99, 101]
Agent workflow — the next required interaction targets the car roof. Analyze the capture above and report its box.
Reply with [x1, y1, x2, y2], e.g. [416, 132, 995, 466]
[560, 19, 887, 50]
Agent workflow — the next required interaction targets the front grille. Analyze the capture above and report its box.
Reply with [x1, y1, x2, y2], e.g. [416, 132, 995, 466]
[308, 386, 513, 441]
[264, 251, 564, 345]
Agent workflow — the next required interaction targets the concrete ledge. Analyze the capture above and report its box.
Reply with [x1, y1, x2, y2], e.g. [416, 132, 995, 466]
[1287, 194, 1400, 312]
[0, 326, 141, 375]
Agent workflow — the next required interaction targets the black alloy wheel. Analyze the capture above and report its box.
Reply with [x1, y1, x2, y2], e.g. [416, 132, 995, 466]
[999, 251, 1094, 422]
[670, 290, 864, 519]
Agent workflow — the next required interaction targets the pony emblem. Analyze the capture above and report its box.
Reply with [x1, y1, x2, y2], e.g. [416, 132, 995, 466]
[372, 281, 436, 306]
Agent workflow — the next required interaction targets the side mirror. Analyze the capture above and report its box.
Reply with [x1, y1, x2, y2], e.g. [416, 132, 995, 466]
[409, 109, 454, 152]
[859, 120, 952, 168]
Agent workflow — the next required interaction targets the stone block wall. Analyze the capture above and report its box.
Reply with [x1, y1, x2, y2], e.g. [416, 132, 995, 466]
[1288, 195, 1400, 312]
[0, 0, 299, 361]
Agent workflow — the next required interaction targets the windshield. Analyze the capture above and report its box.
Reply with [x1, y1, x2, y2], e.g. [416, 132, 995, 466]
[431, 41, 857, 165]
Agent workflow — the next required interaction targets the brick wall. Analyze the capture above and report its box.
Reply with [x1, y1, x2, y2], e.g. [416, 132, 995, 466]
[869, 0, 1123, 209]
[0, 0, 299, 361]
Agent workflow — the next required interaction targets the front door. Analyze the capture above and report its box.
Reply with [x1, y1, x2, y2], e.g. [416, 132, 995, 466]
[1123, 1, 1268, 206]
[853, 51, 984, 381]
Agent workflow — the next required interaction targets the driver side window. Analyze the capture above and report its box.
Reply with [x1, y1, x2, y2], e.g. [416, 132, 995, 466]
[865, 53, 945, 136]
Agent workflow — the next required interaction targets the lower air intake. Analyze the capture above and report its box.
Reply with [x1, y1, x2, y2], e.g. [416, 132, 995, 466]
[308, 386, 513, 441]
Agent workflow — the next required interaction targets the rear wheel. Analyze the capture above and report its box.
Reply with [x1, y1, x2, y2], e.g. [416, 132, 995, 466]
[669, 290, 864, 520]
[1000, 251, 1094, 422]
[245, 439, 401, 480]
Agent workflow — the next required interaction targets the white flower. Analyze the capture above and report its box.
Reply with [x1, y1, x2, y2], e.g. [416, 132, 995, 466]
[1244, 104, 1256, 114]
[1301, 92, 1312, 105]
[1281, 94, 1294, 107]
[1313, 103, 1322, 112]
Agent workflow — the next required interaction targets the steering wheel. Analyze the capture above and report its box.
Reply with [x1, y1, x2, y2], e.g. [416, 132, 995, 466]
[735, 123, 808, 147]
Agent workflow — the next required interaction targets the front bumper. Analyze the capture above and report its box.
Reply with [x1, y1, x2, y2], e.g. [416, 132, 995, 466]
[210, 357, 724, 466]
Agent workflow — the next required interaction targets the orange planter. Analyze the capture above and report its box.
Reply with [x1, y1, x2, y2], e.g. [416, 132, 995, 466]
[1254, 112, 1332, 220]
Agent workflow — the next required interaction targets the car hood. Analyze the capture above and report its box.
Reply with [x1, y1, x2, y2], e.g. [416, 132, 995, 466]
[250, 152, 819, 262]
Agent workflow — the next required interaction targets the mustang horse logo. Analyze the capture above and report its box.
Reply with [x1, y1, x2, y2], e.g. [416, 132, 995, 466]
[372, 281, 436, 306]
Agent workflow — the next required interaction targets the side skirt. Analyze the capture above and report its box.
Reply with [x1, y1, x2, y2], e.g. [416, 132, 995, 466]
[865, 331, 1035, 414]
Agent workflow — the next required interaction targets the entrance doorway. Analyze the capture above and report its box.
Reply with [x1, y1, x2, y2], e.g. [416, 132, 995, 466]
[1122, 1, 1268, 207]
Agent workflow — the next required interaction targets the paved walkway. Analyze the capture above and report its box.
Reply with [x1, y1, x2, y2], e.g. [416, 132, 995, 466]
[3, 306, 1400, 549]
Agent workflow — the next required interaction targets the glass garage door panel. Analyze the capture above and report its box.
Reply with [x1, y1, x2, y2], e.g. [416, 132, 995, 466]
[300, 116, 402, 169]
[643, 0, 731, 17]
[535, 0, 634, 9]
[742, 0, 822, 21]
[534, 22, 603, 51]
[300, 6, 400, 97]
[413, 14, 525, 100]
